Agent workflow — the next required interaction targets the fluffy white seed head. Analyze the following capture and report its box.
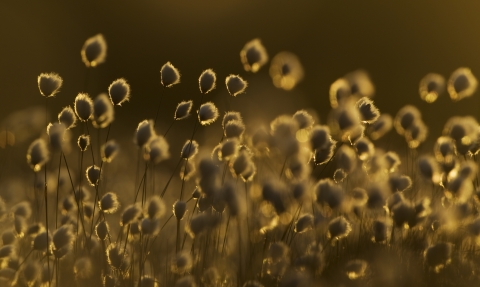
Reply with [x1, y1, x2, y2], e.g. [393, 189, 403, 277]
[315, 178, 344, 209]
[108, 78, 131, 106]
[0, 245, 15, 259]
[181, 140, 199, 160]
[81, 34, 107, 67]
[222, 111, 242, 129]
[180, 160, 196, 181]
[424, 242, 452, 271]
[135, 120, 155, 148]
[93, 93, 115, 128]
[344, 70, 375, 98]
[47, 122, 66, 151]
[74, 93, 94, 122]
[219, 139, 239, 161]
[99, 192, 120, 214]
[310, 125, 331, 150]
[173, 200, 187, 220]
[329, 78, 352, 108]
[224, 120, 245, 139]
[23, 260, 41, 284]
[199, 69, 216, 94]
[345, 259, 368, 280]
[240, 38, 269, 73]
[161, 62, 181, 87]
[356, 97, 380, 124]
[121, 204, 142, 226]
[337, 145, 357, 174]
[14, 202, 32, 218]
[2, 231, 15, 245]
[147, 136, 170, 164]
[33, 231, 52, 252]
[101, 140, 119, 163]
[147, 196, 165, 219]
[355, 137, 375, 161]
[58, 106, 77, 129]
[52, 225, 74, 258]
[448, 67, 478, 101]
[86, 165, 101, 186]
[106, 243, 130, 271]
[175, 100, 193, 120]
[419, 73, 445, 103]
[225, 75, 247, 96]
[292, 110, 314, 130]
[295, 214, 314, 233]
[327, 216, 352, 240]
[369, 114, 393, 140]
[38, 73, 63, 97]
[198, 102, 219, 125]
[77, 135, 90, 152]
[270, 51, 304, 90]
[27, 138, 49, 172]
[95, 221, 109, 240]
[394, 105, 421, 136]
[186, 213, 220, 238]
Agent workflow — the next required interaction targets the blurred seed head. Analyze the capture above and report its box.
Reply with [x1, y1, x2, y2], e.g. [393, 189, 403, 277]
[219, 139, 239, 161]
[180, 160, 196, 180]
[38, 72, 63, 97]
[345, 259, 368, 280]
[173, 200, 187, 220]
[313, 137, 336, 165]
[199, 69, 216, 94]
[33, 231, 52, 252]
[292, 110, 314, 130]
[418, 156, 441, 183]
[337, 145, 357, 174]
[329, 78, 351, 108]
[405, 119, 428, 149]
[106, 243, 130, 271]
[108, 78, 131, 106]
[77, 134, 90, 152]
[147, 196, 165, 219]
[448, 67, 478, 101]
[52, 225, 74, 258]
[81, 34, 107, 67]
[355, 137, 375, 161]
[175, 100, 193, 120]
[95, 220, 109, 240]
[161, 62, 181, 87]
[147, 135, 170, 164]
[270, 51, 304, 90]
[434, 136, 456, 163]
[369, 113, 393, 140]
[223, 112, 242, 129]
[315, 178, 344, 209]
[356, 97, 380, 124]
[310, 125, 332, 150]
[101, 140, 119, 163]
[295, 214, 314, 233]
[99, 192, 120, 214]
[181, 140, 199, 160]
[327, 216, 352, 240]
[74, 93, 94, 122]
[86, 165, 101, 186]
[424, 242, 452, 272]
[0, 245, 15, 259]
[1, 231, 15, 245]
[241, 38, 269, 73]
[58, 106, 77, 129]
[23, 260, 41, 285]
[121, 204, 142, 226]
[388, 173, 412, 192]
[135, 119, 155, 148]
[419, 73, 445, 103]
[171, 251, 193, 274]
[13, 201, 32, 219]
[186, 213, 220, 238]
[198, 102, 219, 125]
[394, 105, 421, 136]
[226, 75, 247, 96]
[93, 93, 115, 128]
[175, 275, 196, 287]
[224, 119, 245, 139]
[27, 138, 49, 172]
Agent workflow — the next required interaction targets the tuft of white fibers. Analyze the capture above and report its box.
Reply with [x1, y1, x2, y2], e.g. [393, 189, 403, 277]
[369, 113, 393, 140]
[224, 119, 245, 139]
[83, 203, 94, 220]
[199, 69, 217, 94]
[287, 153, 311, 180]
[27, 138, 49, 172]
[310, 125, 332, 150]
[181, 140, 199, 160]
[443, 116, 478, 148]
[404, 119, 428, 149]
[86, 165, 101, 186]
[140, 218, 159, 236]
[106, 243, 130, 271]
[171, 251, 193, 274]
[77, 134, 90, 152]
[294, 214, 314, 233]
[262, 179, 288, 214]
[225, 74, 248, 96]
[333, 168, 347, 183]
[135, 119, 156, 148]
[74, 93, 94, 122]
[231, 148, 253, 178]
[47, 122, 66, 151]
[391, 201, 416, 228]
[173, 200, 187, 220]
[161, 62, 181, 87]
[147, 196, 166, 219]
[327, 216, 352, 240]
[222, 111, 242, 129]
[23, 260, 41, 285]
[121, 204, 142, 226]
[330, 101, 362, 142]
[219, 139, 239, 161]
[197, 158, 221, 197]
[2, 231, 15, 245]
[93, 93, 115, 128]
[147, 135, 170, 164]
[337, 145, 357, 174]
[240, 38, 269, 73]
[101, 140, 119, 163]
[269, 51, 304, 91]
[271, 115, 300, 156]
[13, 201, 32, 218]
[344, 70, 375, 97]
[292, 110, 314, 130]
[95, 220, 109, 240]
[394, 105, 421, 136]
[108, 78, 131, 106]
[388, 173, 412, 192]
[329, 78, 351, 108]
[424, 242, 452, 272]
[0, 245, 15, 259]
[175, 100, 193, 120]
[384, 151, 401, 172]
[81, 34, 107, 67]
[372, 220, 388, 243]
[345, 259, 368, 280]
[448, 67, 478, 101]
[74, 257, 93, 280]
[26, 223, 45, 237]
[186, 213, 220, 238]
[38, 72, 63, 97]
[313, 137, 336, 165]
[175, 275, 196, 287]
[268, 242, 290, 263]
[33, 231, 52, 252]
[198, 102, 219, 125]
[14, 216, 27, 235]
[419, 73, 445, 103]
[180, 160, 196, 180]
[99, 192, 120, 214]
[434, 136, 456, 163]
[52, 224, 74, 259]
[58, 106, 77, 129]
[418, 156, 441, 183]
[315, 178, 344, 209]
[356, 97, 380, 124]
[355, 137, 375, 161]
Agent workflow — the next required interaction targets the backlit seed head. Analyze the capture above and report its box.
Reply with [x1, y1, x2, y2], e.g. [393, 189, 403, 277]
[180, 160, 196, 181]
[295, 214, 314, 233]
[33, 231, 52, 252]
[222, 111, 242, 129]
[394, 105, 421, 136]
[175, 100, 193, 120]
[262, 179, 288, 214]
[47, 122, 66, 151]
[38, 73, 63, 97]
[315, 178, 344, 209]
[330, 78, 352, 109]
[226, 75, 247, 96]
[419, 73, 445, 103]
[1, 231, 15, 245]
[74, 257, 93, 279]
[147, 196, 165, 219]
[270, 51, 304, 90]
[77, 135, 90, 152]
[224, 120, 245, 139]
[198, 102, 219, 125]
[27, 138, 49, 172]
[199, 69, 216, 94]
[81, 34, 107, 67]
[106, 243, 130, 271]
[99, 192, 120, 214]
[356, 97, 380, 124]
[313, 137, 336, 165]
[58, 106, 77, 129]
[135, 120, 155, 148]
[173, 201, 187, 220]
[219, 139, 239, 161]
[0, 245, 15, 259]
[292, 110, 314, 130]
[121, 204, 142, 226]
[74, 93, 94, 122]
[345, 259, 368, 280]
[369, 113, 393, 140]
[337, 145, 357, 174]
[23, 260, 41, 284]
[108, 78, 131, 106]
[310, 125, 331, 150]
[240, 38, 269, 73]
[405, 119, 428, 149]
[424, 242, 452, 272]
[384, 151, 401, 172]
[52, 225, 74, 258]
[95, 221, 109, 240]
[344, 70, 375, 98]
[93, 93, 115, 128]
[448, 67, 478, 101]
[140, 218, 159, 236]
[181, 140, 199, 160]
[333, 168, 347, 183]
[372, 220, 388, 243]
[355, 137, 375, 161]
[161, 62, 181, 87]
[268, 242, 290, 262]
[388, 173, 412, 192]
[434, 136, 456, 163]
[101, 140, 119, 163]
[418, 156, 441, 183]
[327, 216, 352, 240]
[86, 165, 100, 186]
[147, 135, 170, 164]
[186, 213, 220, 238]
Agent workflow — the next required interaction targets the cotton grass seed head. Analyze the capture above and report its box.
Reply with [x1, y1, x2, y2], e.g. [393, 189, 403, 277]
[121, 204, 142, 226]
[329, 78, 351, 108]
[27, 138, 49, 172]
[2, 231, 15, 245]
[147, 196, 165, 219]
[345, 70, 375, 98]
[23, 261, 41, 285]
[369, 113, 393, 140]
[38, 73, 62, 97]
[345, 259, 368, 280]
[147, 135, 170, 164]
[199, 69, 216, 94]
[13, 202, 32, 219]
[81, 34, 107, 67]
[419, 73, 445, 103]
[77, 135, 90, 152]
[394, 105, 421, 136]
[198, 102, 219, 125]
[161, 62, 181, 87]
[175, 100, 193, 120]
[95, 221, 109, 240]
[0, 245, 15, 259]
[224, 119, 245, 139]
[86, 165, 101, 186]
[181, 140, 199, 160]
[327, 216, 352, 240]
[101, 140, 119, 163]
[424, 242, 452, 272]
[108, 78, 131, 106]
[180, 159, 196, 180]
[226, 75, 247, 96]
[99, 192, 120, 214]
[315, 178, 344, 209]
[106, 243, 130, 271]
[292, 110, 314, 130]
[448, 67, 478, 101]
[219, 139, 239, 161]
[295, 214, 314, 233]
[240, 38, 269, 73]
[356, 97, 380, 124]
[135, 119, 155, 148]
[47, 122, 66, 151]
[74, 93, 93, 122]
[270, 51, 304, 90]
[58, 106, 77, 129]
[173, 200, 187, 220]
[93, 93, 115, 128]
[222, 111, 242, 129]
[33, 231, 52, 252]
